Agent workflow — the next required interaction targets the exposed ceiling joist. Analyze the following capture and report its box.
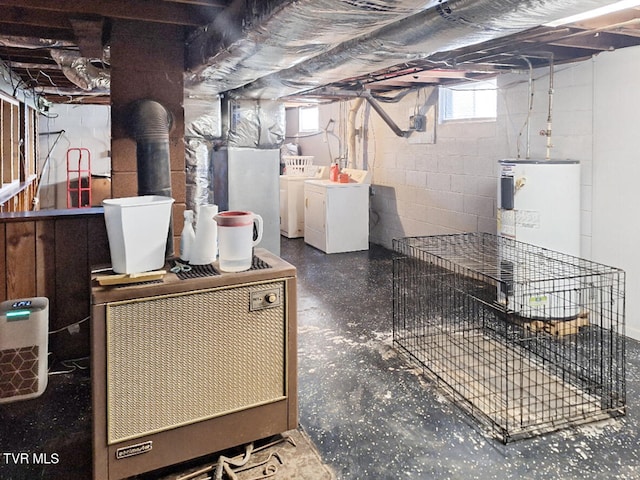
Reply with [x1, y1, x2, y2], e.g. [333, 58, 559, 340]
[69, 18, 105, 59]
[0, 6, 72, 30]
[2, 0, 640, 105]
[163, 0, 228, 6]
[0, 25, 74, 41]
[0, 0, 207, 26]
[571, 6, 640, 29]
[546, 32, 640, 50]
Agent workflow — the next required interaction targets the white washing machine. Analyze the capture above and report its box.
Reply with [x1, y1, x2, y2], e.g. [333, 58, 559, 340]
[303, 168, 371, 254]
[280, 167, 327, 238]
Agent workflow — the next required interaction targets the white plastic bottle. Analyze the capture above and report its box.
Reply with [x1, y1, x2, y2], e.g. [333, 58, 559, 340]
[180, 210, 195, 262]
[190, 204, 218, 265]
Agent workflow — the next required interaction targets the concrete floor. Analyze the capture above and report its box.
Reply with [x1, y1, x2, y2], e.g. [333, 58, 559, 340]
[1, 236, 639, 479]
[280, 238, 640, 480]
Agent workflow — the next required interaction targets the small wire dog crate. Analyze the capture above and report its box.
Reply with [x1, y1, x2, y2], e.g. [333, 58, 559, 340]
[393, 233, 626, 443]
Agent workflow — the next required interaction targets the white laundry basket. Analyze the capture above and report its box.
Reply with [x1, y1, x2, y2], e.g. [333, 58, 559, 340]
[282, 156, 315, 176]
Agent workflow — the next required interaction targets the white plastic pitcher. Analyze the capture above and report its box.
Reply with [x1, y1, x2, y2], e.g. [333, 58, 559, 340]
[214, 211, 263, 272]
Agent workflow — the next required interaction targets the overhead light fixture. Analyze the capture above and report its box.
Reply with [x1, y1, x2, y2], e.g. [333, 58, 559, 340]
[545, 0, 640, 27]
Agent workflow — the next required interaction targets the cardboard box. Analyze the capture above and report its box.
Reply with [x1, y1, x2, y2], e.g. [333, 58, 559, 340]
[91, 176, 112, 206]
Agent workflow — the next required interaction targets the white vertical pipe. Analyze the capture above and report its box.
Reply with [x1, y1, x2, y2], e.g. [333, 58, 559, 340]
[545, 55, 554, 160]
[347, 97, 364, 168]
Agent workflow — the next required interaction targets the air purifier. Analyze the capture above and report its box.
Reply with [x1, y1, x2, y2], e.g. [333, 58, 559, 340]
[0, 297, 49, 403]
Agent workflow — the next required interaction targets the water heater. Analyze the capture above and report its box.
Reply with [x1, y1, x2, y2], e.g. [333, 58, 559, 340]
[497, 159, 580, 256]
[497, 160, 581, 320]
[0, 297, 49, 403]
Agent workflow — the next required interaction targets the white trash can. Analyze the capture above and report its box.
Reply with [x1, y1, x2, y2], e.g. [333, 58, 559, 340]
[103, 195, 174, 274]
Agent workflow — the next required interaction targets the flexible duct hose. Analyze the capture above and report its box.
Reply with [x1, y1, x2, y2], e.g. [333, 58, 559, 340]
[127, 99, 173, 197]
[126, 99, 174, 255]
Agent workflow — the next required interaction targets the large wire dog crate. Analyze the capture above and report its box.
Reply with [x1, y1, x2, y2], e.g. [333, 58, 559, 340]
[393, 233, 626, 443]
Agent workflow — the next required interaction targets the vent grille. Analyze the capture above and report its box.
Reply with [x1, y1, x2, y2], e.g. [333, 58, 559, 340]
[106, 281, 286, 444]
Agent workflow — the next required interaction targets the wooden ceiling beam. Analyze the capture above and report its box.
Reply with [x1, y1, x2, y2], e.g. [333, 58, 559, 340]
[0, 0, 205, 26]
[569, 7, 640, 30]
[43, 94, 110, 105]
[0, 23, 75, 41]
[0, 46, 62, 57]
[69, 18, 105, 58]
[0, 6, 74, 29]
[41, 87, 108, 98]
[163, 0, 227, 6]
[544, 31, 640, 51]
[13, 69, 72, 85]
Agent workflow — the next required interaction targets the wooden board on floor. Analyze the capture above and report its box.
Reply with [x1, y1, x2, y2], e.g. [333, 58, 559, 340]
[526, 314, 590, 337]
[412, 328, 602, 439]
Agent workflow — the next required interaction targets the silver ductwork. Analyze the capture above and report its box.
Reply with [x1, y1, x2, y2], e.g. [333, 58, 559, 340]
[50, 49, 110, 92]
[184, 91, 221, 210]
[186, 0, 444, 92]
[182, 0, 616, 208]
[187, 0, 618, 99]
[182, 92, 286, 211]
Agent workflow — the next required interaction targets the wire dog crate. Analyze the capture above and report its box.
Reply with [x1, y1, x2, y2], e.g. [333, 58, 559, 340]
[393, 233, 626, 443]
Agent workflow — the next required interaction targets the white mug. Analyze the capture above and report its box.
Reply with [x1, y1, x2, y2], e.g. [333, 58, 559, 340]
[214, 211, 263, 272]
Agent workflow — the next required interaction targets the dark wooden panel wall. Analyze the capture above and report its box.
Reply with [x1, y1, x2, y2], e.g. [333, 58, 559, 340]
[0, 209, 110, 361]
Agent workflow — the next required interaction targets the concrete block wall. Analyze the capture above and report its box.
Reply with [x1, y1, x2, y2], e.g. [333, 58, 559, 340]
[285, 102, 344, 166]
[496, 60, 595, 258]
[311, 48, 640, 338]
[292, 59, 601, 254]
[321, 61, 597, 254]
[496, 49, 640, 338]
[293, 94, 501, 250]
[364, 89, 499, 249]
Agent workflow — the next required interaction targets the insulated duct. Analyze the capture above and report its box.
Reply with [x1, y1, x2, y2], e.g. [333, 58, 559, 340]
[187, 0, 444, 93]
[50, 49, 110, 92]
[186, 0, 618, 100]
[184, 91, 221, 210]
[182, 93, 285, 211]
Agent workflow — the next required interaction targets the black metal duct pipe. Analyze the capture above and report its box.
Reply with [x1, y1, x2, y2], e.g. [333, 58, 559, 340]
[126, 99, 174, 255]
[127, 99, 173, 197]
[361, 92, 408, 138]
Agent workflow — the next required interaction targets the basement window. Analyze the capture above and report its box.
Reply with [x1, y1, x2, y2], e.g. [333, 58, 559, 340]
[298, 106, 319, 132]
[439, 77, 497, 122]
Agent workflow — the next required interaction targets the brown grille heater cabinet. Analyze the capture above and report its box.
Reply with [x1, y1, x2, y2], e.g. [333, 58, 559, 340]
[91, 249, 297, 480]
